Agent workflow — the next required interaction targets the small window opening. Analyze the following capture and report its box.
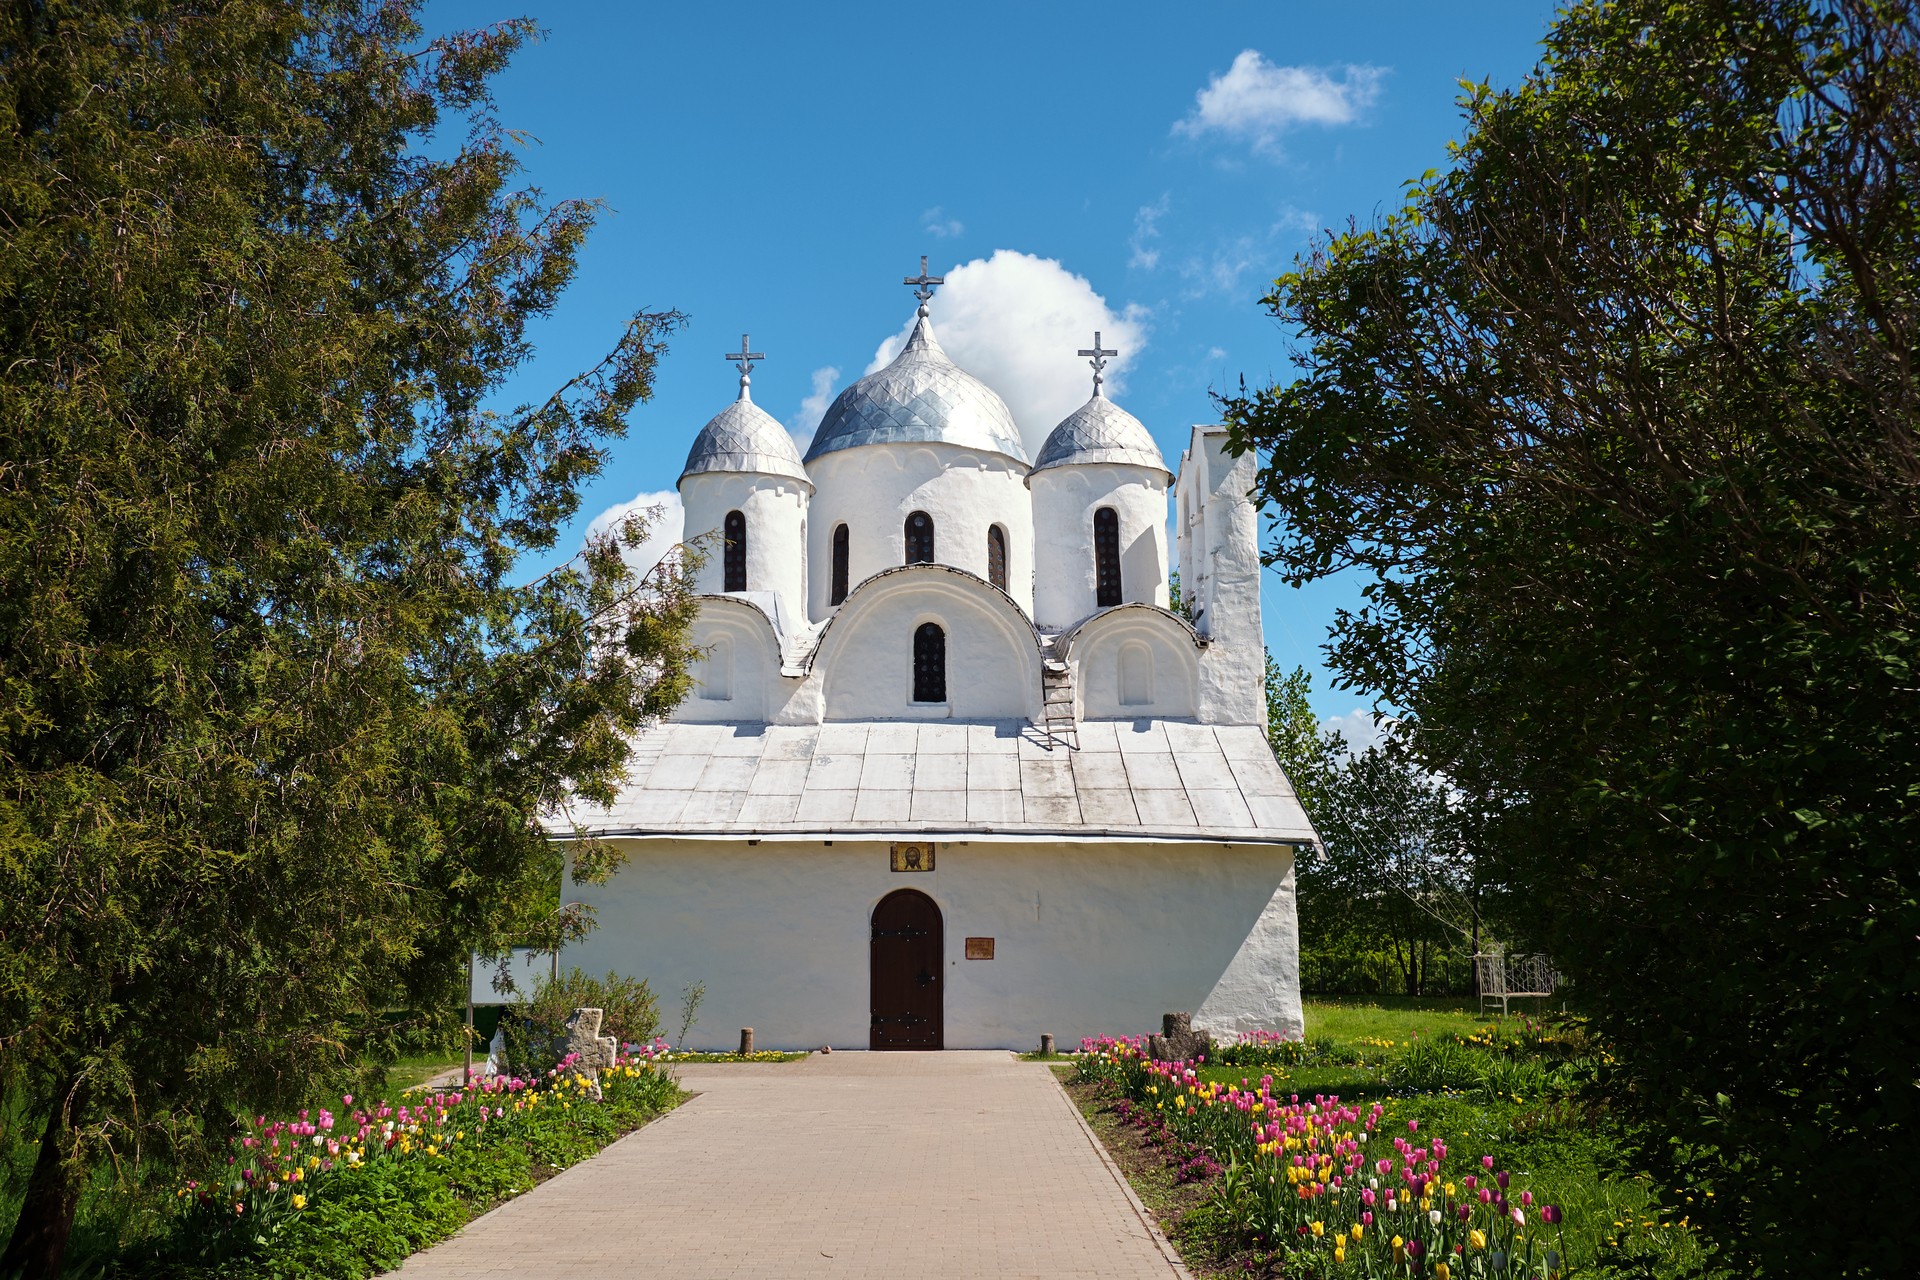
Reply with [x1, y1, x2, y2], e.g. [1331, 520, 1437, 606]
[986, 525, 1008, 591]
[913, 622, 947, 703]
[830, 523, 850, 605]
[723, 510, 747, 592]
[905, 510, 935, 564]
[1094, 507, 1122, 606]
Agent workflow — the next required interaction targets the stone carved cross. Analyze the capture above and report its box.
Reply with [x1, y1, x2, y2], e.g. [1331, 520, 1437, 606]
[1079, 330, 1119, 396]
[903, 254, 945, 315]
[564, 1006, 620, 1100]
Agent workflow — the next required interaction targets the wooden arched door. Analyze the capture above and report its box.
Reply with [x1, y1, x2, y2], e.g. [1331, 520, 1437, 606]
[870, 889, 943, 1050]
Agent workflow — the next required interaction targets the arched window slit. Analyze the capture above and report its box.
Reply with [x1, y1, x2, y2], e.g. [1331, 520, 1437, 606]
[723, 510, 747, 592]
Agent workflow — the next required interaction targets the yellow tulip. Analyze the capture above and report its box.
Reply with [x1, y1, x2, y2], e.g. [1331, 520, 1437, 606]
[291, 1194, 307, 1210]
[1310, 1221, 1324, 1237]
[1470, 1229, 1487, 1250]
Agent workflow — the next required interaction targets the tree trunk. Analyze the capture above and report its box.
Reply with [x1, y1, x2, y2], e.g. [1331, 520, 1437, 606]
[0, 1089, 84, 1280]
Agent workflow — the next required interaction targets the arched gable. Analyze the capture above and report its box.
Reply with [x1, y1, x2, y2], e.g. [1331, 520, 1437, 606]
[812, 564, 1041, 721]
[680, 594, 780, 723]
[1058, 604, 1202, 720]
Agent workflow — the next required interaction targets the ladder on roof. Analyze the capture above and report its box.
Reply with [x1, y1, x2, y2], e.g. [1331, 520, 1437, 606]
[1041, 658, 1078, 750]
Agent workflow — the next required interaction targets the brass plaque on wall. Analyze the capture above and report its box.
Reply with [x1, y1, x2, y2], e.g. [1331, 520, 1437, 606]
[889, 841, 935, 872]
[965, 937, 995, 960]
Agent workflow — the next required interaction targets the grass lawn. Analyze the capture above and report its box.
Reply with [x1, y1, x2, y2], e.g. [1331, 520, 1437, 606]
[1300, 995, 1542, 1044]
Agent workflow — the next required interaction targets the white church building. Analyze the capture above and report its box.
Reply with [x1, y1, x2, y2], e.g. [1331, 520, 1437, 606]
[558, 265, 1316, 1050]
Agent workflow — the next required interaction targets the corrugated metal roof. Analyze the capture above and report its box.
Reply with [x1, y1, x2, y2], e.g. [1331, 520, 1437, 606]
[563, 718, 1315, 844]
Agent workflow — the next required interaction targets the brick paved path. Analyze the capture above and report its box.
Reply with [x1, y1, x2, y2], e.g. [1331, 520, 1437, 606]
[395, 1050, 1187, 1279]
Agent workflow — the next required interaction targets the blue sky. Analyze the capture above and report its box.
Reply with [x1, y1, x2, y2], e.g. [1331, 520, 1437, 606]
[425, 1, 1562, 733]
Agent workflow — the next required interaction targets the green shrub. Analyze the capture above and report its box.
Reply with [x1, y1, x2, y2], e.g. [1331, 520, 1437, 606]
[1476, 1052, 1551, 1102]
[500, 968, 659, 1077]
[1388, 1036, 1485, 1092]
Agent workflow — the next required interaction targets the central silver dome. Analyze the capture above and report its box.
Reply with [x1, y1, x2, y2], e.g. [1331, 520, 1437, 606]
[803, 316, 1029, 467]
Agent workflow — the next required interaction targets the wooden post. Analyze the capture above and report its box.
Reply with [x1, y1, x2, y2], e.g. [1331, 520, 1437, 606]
[1040, 1034, 1055, 1055]
[463, 953, 474, 1088]
[738, 1027, 754, 1056]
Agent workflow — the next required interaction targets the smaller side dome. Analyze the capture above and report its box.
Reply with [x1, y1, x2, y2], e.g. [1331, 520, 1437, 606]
[1033, 393, 1169, 478]
[680, 390, 811, 488]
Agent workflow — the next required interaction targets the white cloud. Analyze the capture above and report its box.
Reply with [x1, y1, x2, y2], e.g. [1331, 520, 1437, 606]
[922, 206, 965, 238]
[584, 488, 684, 579]
[1175, 232, 1263, 299]
[1175, 51, 1387, 155]
[1273, 204, 1320, 236]
[863, 250, 1150, 458]
[1206, 345, 1228, 361]
[1322, 707, 1396, 758]
[788, 365, 840, 448]
[1129, 194, 1171, 270]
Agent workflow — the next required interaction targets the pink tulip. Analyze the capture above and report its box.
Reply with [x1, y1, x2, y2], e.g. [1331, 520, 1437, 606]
[1482, 1155, 1495, 1169]
[1520, 1191, 1533, 1207]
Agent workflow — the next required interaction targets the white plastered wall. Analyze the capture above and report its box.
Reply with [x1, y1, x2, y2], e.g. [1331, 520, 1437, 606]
[680, 601, 779, 723]
[679, 470, 810, 632]
[1029, 464, 1169, 631]
[805, 445, 1034, 621]
[813, 569, 1040, 721]
[1175, 428, 1265, 726]
[1064, 608, 1202, 720]
[564, 837, 1303, 1050]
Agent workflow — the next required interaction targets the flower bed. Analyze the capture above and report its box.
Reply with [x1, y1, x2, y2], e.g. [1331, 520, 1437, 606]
[1078, 1035, 1574, 1278]
[162, 1051, 680, 1277]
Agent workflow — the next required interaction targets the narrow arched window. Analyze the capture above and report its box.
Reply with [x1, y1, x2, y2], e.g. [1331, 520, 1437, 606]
[723, 510, 747, 592]
[830, 523, 850, 605]
[1094, 507, 1122, 606]
[904, 510, 934, 564]
[913, 622, 946, 703]
[986, 525, 1008, 591]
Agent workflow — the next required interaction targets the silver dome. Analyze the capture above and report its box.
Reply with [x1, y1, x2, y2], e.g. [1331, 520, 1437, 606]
[1032, 392, 1169, 476]
[679, 388, 811, 488]
[803, 316, 1029, 466]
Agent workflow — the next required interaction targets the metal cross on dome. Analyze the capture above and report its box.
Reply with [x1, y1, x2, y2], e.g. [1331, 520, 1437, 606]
[724, 333, 764, 394]
[1079, 331, 1119, 395]
[903, 255, 945, 316]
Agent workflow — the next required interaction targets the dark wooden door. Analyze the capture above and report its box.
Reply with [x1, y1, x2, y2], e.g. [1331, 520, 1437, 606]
[870, 889, 943, 1050]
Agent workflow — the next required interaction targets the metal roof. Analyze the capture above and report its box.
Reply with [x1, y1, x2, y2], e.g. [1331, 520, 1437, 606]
[802, 316, 1030, 467]
[562, 718, 1316, 844]
[1032, 393, 1169, 477]
[680, 391, 811, 487]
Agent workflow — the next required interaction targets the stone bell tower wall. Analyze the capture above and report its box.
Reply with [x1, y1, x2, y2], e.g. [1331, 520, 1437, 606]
[1175, 426, 1265, 728]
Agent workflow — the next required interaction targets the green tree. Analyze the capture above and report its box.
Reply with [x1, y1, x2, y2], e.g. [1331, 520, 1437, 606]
[1263, 660, 1474, 995]
[1224, 0, 1917, 1269]
[0, 5, 700, 1273]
